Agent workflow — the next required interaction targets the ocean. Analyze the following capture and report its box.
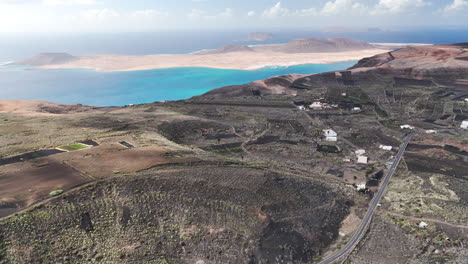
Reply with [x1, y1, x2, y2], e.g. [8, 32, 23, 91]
[0, 62, 354, 106]
[0, 29, 466, 106]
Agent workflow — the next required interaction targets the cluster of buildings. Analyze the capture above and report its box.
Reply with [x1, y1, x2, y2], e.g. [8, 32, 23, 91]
[309, 101, 340, 110]
[322, 129, 394, 165]
[296, 101, 361, 111]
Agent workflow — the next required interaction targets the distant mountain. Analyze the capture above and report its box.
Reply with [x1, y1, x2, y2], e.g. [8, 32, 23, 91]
[322, 27, 384, 33]
[15, 53, 75, 66]
[195, 45, 255, 55]
[199, 38, 376, 55]
[254, 38, 376, 53]
[243, 32, 274, 42]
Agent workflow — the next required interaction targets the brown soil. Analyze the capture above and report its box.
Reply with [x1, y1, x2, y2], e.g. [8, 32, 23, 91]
[0, 160, 89, 217]
[47, 137, 197, 178]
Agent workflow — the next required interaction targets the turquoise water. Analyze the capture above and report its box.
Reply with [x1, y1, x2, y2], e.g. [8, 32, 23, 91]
[0, 61, 355, 106]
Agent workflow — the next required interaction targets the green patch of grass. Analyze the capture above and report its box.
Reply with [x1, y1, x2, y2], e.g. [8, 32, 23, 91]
[49, 190, 64, 197]
[58, 143, 88, 151]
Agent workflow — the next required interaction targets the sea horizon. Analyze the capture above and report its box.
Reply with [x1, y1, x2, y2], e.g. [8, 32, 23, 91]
[2, 28, 466, 62]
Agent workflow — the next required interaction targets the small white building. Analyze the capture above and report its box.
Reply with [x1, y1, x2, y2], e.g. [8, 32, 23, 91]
[341, 93, 347, 96]
[461, 120, 468, 129]
[353, 107, 361, 111]
[464, 98, 468, 102]
[418, 221, 429, 228]
[357, 155, 368, 164]
[323, 129, 338, 142]
[310, 102, 323, 109]
[379, 145, 393, 151]
[356, 183, 366, 191]
[401, 124, 415, 130]
[355, 149, 366, 155]
[425, 130, 437, 134]
[297, 105, 306, 111]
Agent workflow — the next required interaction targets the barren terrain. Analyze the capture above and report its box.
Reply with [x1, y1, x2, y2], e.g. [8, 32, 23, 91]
[1, 43, 467, 263]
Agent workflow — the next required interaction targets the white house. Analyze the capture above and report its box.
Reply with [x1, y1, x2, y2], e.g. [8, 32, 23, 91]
[464, 98, 468, 102]
[356, 183, 366, 191]
[401, 124, 415, 129]
[357, 155, 368, 164]
[353, 107, 361, 111]
[379, 145, 393, 151]
[341, 93, 347, 96]
[425, 130, 437, 134]
[297, 105, 306, 111]
[310, 102, 322, 109]
[461, 120, 468, 129]
[355, 149, 366, 155]
[323, 129, 338, 142]
[418, 221, 429, 228]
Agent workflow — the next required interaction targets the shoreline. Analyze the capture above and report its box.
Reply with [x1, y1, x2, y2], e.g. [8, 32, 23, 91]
[33, 49, 391, 72]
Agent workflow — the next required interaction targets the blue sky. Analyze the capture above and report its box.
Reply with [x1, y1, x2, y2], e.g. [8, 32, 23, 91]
[0, 0, 467, 32]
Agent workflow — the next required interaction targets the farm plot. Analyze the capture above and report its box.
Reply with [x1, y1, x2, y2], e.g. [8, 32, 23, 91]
[0, 160, 89, 217]
[47, 141, 196, 178]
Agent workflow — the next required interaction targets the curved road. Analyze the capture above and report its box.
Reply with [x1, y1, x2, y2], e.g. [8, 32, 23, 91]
[319, 132, 416, 264]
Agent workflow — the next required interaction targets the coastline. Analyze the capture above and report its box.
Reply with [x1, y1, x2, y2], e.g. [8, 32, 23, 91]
[33, 49, 391, 72]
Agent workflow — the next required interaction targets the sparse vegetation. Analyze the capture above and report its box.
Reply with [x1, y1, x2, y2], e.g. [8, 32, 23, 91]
[58, 143, 88, 151]
[49, 190, 64, 197]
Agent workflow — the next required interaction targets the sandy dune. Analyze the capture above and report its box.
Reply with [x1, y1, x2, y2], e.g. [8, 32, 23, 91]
[35, 49, 391, 72]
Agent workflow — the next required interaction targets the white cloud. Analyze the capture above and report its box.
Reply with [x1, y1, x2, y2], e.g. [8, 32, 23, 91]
[188, 8, 206, 19]
[42, 0, 98, 6]
[219, 8, 233, 18]
[262, 2, 289, 17]
[262, 0, 428, 18]
[189, 8, 233, 19]
[372, 0, 429, 15]
[82, 8, 119, 20]
[130, 9, 167, 18]
[321, 0, 367, 16]
[444, 0, 468, 12]
[247, 10, 255, 17]
[296, 8, 318, 16]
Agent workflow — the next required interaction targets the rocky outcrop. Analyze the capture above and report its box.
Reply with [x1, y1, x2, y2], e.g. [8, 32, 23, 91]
[194, 74, 304, 99]
[349, 43, 468, 80]
[15, 53, 76, 66]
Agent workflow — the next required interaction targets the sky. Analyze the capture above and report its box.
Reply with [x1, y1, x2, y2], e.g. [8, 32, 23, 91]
[0, 0, 467, 32]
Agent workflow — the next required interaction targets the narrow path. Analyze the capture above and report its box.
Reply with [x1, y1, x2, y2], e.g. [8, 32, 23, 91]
[384, 211, 468, 230]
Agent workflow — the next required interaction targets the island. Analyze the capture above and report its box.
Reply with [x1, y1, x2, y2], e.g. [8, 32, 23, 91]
[14, 38, 394, 72]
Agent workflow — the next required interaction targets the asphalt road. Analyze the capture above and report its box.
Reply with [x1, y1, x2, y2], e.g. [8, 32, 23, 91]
[318, 132, 416, 264]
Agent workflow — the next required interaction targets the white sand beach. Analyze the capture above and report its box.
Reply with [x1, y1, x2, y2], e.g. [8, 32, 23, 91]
[34, 49, 391, 72]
